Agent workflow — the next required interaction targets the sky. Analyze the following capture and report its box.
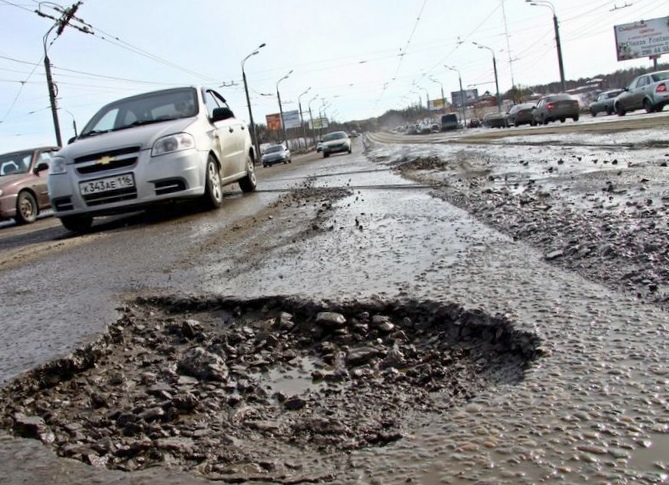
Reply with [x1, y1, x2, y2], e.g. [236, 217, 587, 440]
[0, 0, 667, 151]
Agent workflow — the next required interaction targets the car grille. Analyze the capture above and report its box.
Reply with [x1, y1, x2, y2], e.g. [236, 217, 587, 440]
[83, 187, 137, 207]
[74, 146, 141, 175]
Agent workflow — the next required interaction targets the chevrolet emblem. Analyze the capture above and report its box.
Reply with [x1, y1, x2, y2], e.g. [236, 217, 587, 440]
[97, 155, 115, 165]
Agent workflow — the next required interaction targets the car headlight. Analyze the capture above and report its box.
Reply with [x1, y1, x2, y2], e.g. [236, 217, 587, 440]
[151, 133, 195, 157]
[49, 156, 67, 174]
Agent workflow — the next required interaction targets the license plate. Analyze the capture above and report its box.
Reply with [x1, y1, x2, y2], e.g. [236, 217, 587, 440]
[80, 174, 135, 195]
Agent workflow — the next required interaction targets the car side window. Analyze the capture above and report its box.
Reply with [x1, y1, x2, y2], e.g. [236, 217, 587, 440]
[203, 91, 221, 118]
[638, 76, 649, 88]
[39, 151, 53, 166]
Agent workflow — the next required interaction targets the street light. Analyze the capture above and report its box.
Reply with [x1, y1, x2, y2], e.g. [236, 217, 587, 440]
[445, 66, 467, 127]
[308, 94, 319, 146]
[241, 42, 266, 163]
[526, 0, 566, 92]
[297, 87, 311, 149]
[472, 41, 501, 113]
[428, 76, 446, 114]
[276, 69, 293, 146]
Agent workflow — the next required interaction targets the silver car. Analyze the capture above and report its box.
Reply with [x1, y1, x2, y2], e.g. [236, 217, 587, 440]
[613, 70, 669, 115]
[589, 89, 623, 116]
[320, 131, 351, 158]
[261, 144, 291, 167]
[48, 87, 257, 232]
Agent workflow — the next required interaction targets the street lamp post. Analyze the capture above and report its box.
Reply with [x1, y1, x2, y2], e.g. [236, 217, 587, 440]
[241, 42, 266, 163]
[297, 87, 311, 149]
[308, 94, 319, 146]
[276, 70, 293, 146]
[428, 76, 446, 114]
[527, 0, 566, 92]
[473, 42, 501, 113]
[445, 66, 467, 127]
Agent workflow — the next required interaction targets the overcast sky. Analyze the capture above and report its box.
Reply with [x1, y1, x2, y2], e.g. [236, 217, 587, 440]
[0, 0, 667, 151]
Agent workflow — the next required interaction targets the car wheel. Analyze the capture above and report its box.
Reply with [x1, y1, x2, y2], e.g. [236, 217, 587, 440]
[238, 152, 257, 193]
[60, 215, 93, 233]
[606, 107, 613, 115]
[590, 110, 596, 117]
[542, 116, 548, 125]
[514, 120, 519, 127]
[560, 118, 566, 123]
[573, 115, 579, 122]
[15, 191, 37, 224]
[643, 99, 655, 113]
[323, 152, 329, 158]
[202, 155, 223, 209]
[263, 163, 268, 168]
[616, 103, 626, 116]
[348, 148, 352, 154]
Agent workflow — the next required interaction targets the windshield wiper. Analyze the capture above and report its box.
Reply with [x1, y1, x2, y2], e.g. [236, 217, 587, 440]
[78, 129, 112, 139]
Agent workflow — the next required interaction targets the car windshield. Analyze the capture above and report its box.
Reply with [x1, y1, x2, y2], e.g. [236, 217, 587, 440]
[322, 132, 346, 141]
[79, 88, 199, 138]
[265, 145, 285, 153]
[651, 71, 669, 82]
[0, 150, 32, 176]
[606, 90, 622, 98]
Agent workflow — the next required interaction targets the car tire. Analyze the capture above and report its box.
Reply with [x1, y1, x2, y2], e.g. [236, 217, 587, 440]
[542, 116, 548, 125]
[514, 121, 519, 127]
[238, 152, 257, 193]
[573, 115, 579, 122]
[616, 103, 626, 116]
[590, 110, 596, 117]
[15, 191, 37, 225]
[348, 148, 352, 154]
[606, 107, 613, 115]
[560, 118, 566, 123]
[263, 163, 268, 168]
[60, 215, 93, 233]
[323, 152, 329, 158]
[643, 99, 655, 113]
[202, 155, 223, 209]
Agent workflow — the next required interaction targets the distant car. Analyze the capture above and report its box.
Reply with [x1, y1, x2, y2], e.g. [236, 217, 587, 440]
[48, 86, 257, 233]
[320, 131, 351, 158]
[350, 130, 359, 137]
[505, 103, 536, 127]
[531, 94, 580, 125]
[483, 112, 508, 128]
[589, 89, 624, 116]
[261, 144, 291, 167]
[0, 146, 58, 224]
[440, 113, 459, 131]
[613, 70, 669, 116]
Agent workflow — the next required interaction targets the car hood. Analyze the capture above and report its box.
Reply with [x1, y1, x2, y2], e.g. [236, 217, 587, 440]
[323, 139, 348, 146]
[58, 118, 197, 160]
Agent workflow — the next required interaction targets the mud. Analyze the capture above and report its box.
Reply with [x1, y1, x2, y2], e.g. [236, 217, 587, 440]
[0, 295, 540, 482]
[365, 134, 669, 308]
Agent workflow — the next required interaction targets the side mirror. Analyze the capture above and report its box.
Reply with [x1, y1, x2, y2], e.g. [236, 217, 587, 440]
[34, 162, 49, 173]
[212, 107, 234, 122]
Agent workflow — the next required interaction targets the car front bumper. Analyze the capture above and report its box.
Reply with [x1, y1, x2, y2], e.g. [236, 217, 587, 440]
[0, 193, 18, 220]
[322, 143, 349, 154]
[48, 148, 207, 218]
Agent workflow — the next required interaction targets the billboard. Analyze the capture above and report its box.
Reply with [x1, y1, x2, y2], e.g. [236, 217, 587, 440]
[282, 110, 301, 129]
[428, 98, 448, 111]
[614, 16, 669, 61]
[451, 89, 479, 108]
[266, 113, 281, 131]
[309, 118, 329, 129]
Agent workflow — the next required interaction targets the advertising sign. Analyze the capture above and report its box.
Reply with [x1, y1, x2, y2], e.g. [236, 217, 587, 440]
[428, 98, 448, 111]
[614, 16, 669, 61]
[282, 110, 301, 129]
[309, 118, 329, 129]
[451, 89, 479, 108]
[266, 113, 281, 131]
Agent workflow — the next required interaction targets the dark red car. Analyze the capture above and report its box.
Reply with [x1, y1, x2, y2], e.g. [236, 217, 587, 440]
[0, 146, 59, 224]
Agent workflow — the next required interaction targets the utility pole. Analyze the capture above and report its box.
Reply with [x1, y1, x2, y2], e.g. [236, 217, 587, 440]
[37, 2, 92, 146]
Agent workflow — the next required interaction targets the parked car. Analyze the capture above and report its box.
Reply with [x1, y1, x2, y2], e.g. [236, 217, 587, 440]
[440, 113, 459, 131]
[589, 89, 624, 116]
[316, 141, 323, 152]
[613, 70, 669, 116]
[0, 146, 58, 224]
[505, 103, 536, 127]
[261, 144, 291, 167]
[48, 86, 257, 233]
[483, 112, 508, 128]
[320, 131, 351, 158]
[531, 94, 580, 125]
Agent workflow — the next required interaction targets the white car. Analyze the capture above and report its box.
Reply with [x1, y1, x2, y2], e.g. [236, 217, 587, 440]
[261, 144, 291, 167]
[320, 131, 351, 158]
[48, 87, 257, 232]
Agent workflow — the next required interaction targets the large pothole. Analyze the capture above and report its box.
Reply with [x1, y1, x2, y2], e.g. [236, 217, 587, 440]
[0, 295, 543, 481]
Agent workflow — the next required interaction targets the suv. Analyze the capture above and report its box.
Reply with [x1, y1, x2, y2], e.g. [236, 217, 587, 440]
[48, 87, 257, 232]
[614, 70, 669, 115]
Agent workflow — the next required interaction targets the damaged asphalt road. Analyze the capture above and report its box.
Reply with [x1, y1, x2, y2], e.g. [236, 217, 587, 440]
[1, 120, 669, 483]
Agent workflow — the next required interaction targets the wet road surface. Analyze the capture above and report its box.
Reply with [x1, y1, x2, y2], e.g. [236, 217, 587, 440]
[1, 127, 669, 483]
